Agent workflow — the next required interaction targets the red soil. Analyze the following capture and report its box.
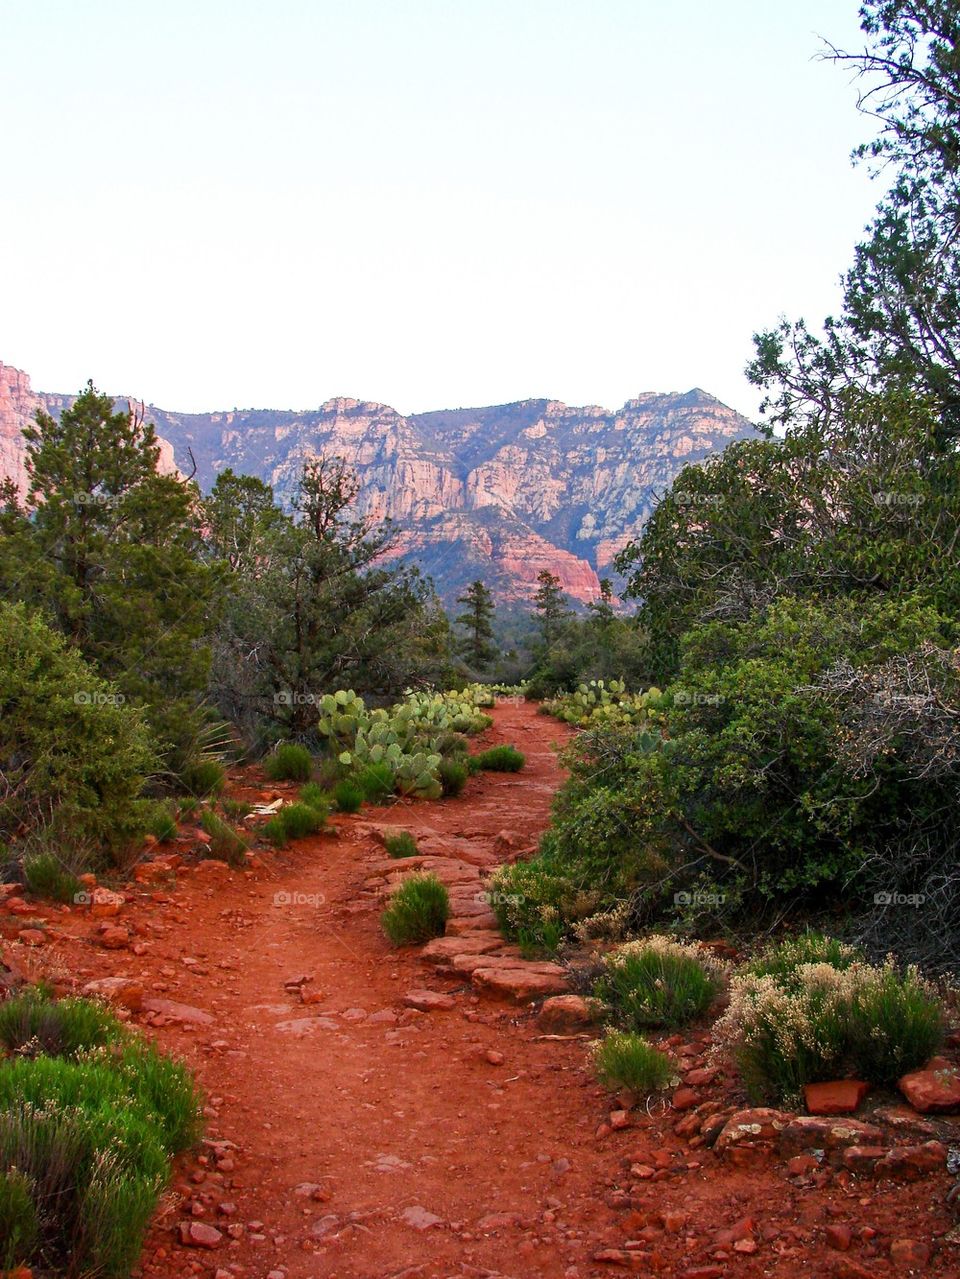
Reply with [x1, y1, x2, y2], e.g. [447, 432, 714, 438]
[5, 701, 960, 1278]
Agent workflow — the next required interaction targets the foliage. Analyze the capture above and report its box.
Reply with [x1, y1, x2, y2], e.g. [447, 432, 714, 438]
[594, 936, 723, 1030]
[717, 949, 944, 1104]
[544, 678, 663, 729]
[199, 809, 248, 867]
[179, 756, 226, 799]
[333, 779, 364, 813]
[263, 742, 313, 782]
[590, 1030, 675, 1095]
[0, 988, 122, 1057]
[275, 801, 326, 840]
[385, 831, 419, 858]
[144, 799, 179, 842]
[533, 569, 572, 650]
[356, 762, 395, 802]
[381, 873, 450, 945]
[0, 602, 157, 866]
[473, 745, 525, 772]
[22, 851, 83, 904]
[455, 579, 498, 669]
[298, 782, 332, 818]
[438, 757, 468, 796]
[221, 797, 253, 821]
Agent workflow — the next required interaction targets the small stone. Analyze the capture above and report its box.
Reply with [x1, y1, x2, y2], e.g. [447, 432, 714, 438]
[178, 1220, 222, 1248]
[403, 989, 456, 1012]
[804, 1080, 870, 1116]
[826, 1224, 853, 1251]
[90, 887, 124, 918]
[401, 1205, 443, 1230]
[537, 994, 596, 1033]
[609, 1109, 631, 1130]
[16, 929, 45, 946]
[485, 1048, 505, 1066]
[890, 1238, 932, 1267]
[82, 976, 144, 1011]
[97, 925, 129, 950]
[672, 1087, 699, 1112]
[874, 1140, 946, 1180]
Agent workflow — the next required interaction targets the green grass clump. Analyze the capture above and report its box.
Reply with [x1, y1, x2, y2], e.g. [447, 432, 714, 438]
[261, 815, 288, 847]
[299, 781, 332, 816]
[592, 1030, 675, 1094]
[356, 762, 395, 803]
[0, 991, 202, 1276]
[381, 873, 450, 945]
[180, 757, 226, 799]
[263, 742, 313, 782]
[473, 745, 525, 772]
[199, 809, 249, 867]
[333, 779, 364, 813]
[438, 758, 468, 796]
[594, 936, 722, 1030]
[385, 831, 418, 858]
[144, 799, 178, 843]
[221, 797, 252, 821]
[22, 852, 83, 904]
[278, 802, 325, 840]
[0, 988, 123, 1057]
[745, 932, 862, 983]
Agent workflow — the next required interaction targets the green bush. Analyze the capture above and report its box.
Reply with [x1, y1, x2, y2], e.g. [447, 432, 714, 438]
[381, 873, 450, 945]
[180, 757, 226, 799]
[0, 988, 123, 1057]
[144, 799, 178, 842]
[490, 849, 604, 947]
[298, 782, 332, 817]
[221, 797, 252, 821]
[745, 932, 862, 983]
[333, 779, 364, 813]
[473, 745, 525, 772]
[261, 815, 288, 847]
[199, 809, 248, 867]
[263, 742, 313, 782]
[277, 802, 325, 840]
[0, 602, 157, 865]
[594, 936, 722, 1030]
[356, 762, 395, 803]
[385, 831, 418, 858]
[22, 851, 83, 904]
[718, 950, 944, 1104]
[438, 758, 468, 796]
[591, 1030, 675, 1094]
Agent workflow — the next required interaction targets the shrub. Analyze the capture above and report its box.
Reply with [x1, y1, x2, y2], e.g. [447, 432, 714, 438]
[385, 831, 418, 858]
[144, 799, 178, 843]
[298, 782, 332, 817]
[0, 988, 122, 1057]
[180, 757, 226, 799]
[717, 952, 944, 1104]
[591, 1030, 675, 1094]
[277, 802, 325, 840]
[22, 851, 82, 904]
[0, 1168, 38, 1268]
[438, 758, 468, 796]
[473, 745, 525, 772]
[0, 602, 157, 864]
[490, 850, 604, 947]
[381, 873, 450, 945]
[263, 742, 313, 782]
[594, 935, 723, 1030]
[333, 779, 364, 813]
[356, 762, 395, 803]
[221, 797, 252, 821]
[261, 815, 288, 847]
[745, 932, 862, 983]
[199, 809, 248, 867]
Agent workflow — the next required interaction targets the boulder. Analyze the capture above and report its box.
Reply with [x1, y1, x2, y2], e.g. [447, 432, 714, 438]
[803, 1080, 870, 1116]
[537, 994, 596, 1033]
[898, 1064, 960, 1114]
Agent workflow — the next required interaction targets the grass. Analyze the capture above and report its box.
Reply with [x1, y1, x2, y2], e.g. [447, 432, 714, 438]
[594, 937, 721, 1030]
[263, 742, 313, 782]
[299, 781, 332, 817]
[0, 991, 202, 1276]
[385, 830, 418, 858]
[472, 745, 525, 772]
[22, 851, 83, 904]
[333, 779, 364, 813]
[261, 815, 288, 847]
[221, 797, 252, 821]
[356, 762, 395, 803]
[381, 873, 450, 946]
[438, 758, 468, 796]
[144, 799, 178, 843]
[745, 932, 862, 984]
[179, 757, 225, 799]
[592, 1030, 675, 1094]
[0, 988, 123, 1057]
[199, 809, 249, 868]
[278, 802, 325, 839]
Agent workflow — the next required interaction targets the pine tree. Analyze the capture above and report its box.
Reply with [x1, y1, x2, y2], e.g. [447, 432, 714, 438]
[455, 579, 497, 668]
[533, 569, 571, 648]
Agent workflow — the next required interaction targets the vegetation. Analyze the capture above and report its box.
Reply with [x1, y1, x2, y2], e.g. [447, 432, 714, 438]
[438, 757, 468, 796]
[381, 873, 450, 945]
[591, 1030, 675, 1095]
[594, 936, 722, 1030]
[199, 809, 249, 866]
[472, 744, 525, 772]
[455, 579, 497, 670]
[263, 742, 313, 782]
[22, 851, 83, 905]
[333, 779, 364, 813]
[0, 990, 201, 1275]
[385, 830, 419, 858]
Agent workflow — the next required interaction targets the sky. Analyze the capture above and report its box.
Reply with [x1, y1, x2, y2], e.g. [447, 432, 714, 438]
[1, 1, 883, 422]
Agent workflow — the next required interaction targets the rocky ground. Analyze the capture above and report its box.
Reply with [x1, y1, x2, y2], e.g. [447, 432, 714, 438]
[3, 701, 960, 1279]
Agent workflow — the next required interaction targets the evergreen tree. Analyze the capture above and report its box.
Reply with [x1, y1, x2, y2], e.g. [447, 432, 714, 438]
[455, 579, 497, 668]
[533, 569, 571, 648]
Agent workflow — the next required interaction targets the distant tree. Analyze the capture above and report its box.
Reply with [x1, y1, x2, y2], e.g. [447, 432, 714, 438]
[533, 569, 571, 648]
[203, 468, 285, 572]
[455, 579, 497, 668]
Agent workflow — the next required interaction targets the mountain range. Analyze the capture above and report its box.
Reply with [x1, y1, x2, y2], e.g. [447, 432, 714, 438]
[0, 360, 758, 605]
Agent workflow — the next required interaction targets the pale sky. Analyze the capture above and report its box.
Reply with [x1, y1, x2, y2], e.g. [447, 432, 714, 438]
[2, 1, 881, 421]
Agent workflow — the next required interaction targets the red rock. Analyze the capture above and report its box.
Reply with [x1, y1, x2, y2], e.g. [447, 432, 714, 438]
[178, 1221, 222, 1248]
[890, 1238, 932, 1267]
[874, 1140, 946, 1180]
[90, 887, 123, 918]
[679, 1268, 725, 1279]
[537, 994, 595, 1032]
[671, 1087, 700, 1112]
[402, 989, 456, 1012]
[786, 1154, 820, 1176]
[713, 1108, 791, 1160]
[16, 928, 45, 946]
[684, 1066, 719, 1087]
[484, 1049, 505, 1066]
[82, 976, 144, 1011]
[142, 997, 214, 1025]
[733, 1238, 758, 1254]
[780, 1116, 883, 1154]
[609, 1109, 632, 1130]
[97, 925, 129, 950]
[470, 961, 569, 1003]
[898, 1065, 960, 1114]
[804, 1080, 869, 1115]
[419, 932, 504, 965]
[841, 1145, 887, 1174]
[826, 1224, 853, 1251]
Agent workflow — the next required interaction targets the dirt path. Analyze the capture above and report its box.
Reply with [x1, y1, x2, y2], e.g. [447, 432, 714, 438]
[8, 700, 960, 1279]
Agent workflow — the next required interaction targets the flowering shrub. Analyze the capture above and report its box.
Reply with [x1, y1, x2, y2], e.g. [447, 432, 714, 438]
[717, 941, 944, 1104]
[594, 935, 724, 1029]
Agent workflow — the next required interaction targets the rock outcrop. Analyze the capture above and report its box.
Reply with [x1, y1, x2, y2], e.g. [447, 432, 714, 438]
[0, 363, 759, 603]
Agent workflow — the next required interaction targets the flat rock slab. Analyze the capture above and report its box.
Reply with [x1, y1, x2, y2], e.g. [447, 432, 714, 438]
[403, 989, 456, 1012]
[420, 932, 506, 965]
[446, 912, 498, 934]
[142, 996, 214, 1025]
[471, 961, 570, 1003]
[804, 1080, 870, 1116]
[274, 1016, 341, 1035]
[401, 1205, 444, 1231]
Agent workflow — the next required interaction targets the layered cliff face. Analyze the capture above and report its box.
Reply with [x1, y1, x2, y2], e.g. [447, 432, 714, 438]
[0, 363, 758, 604]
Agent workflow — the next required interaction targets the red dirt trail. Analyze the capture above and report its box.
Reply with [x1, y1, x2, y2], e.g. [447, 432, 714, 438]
[8, 701, 960, 1279]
